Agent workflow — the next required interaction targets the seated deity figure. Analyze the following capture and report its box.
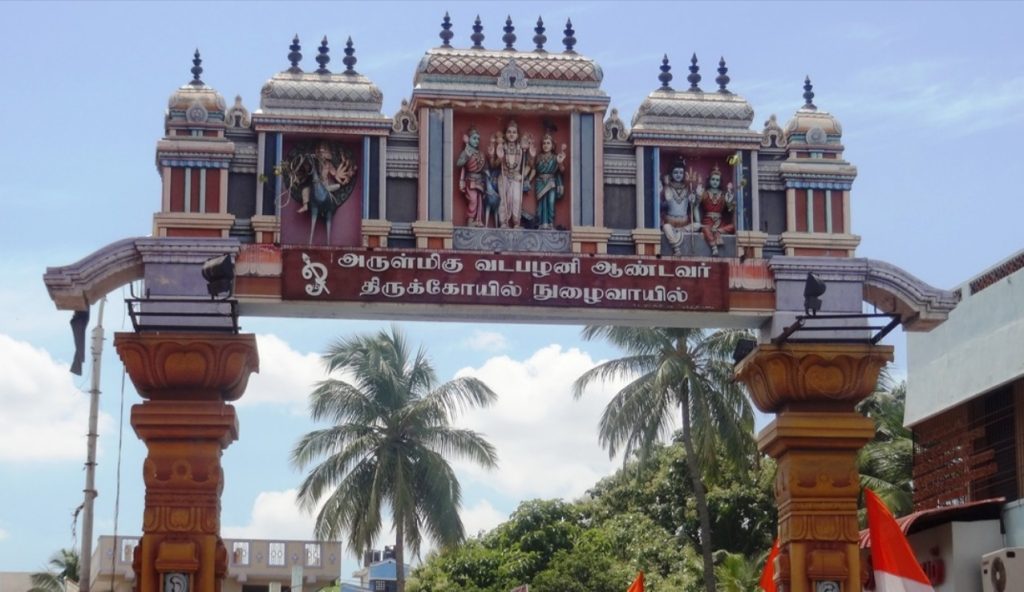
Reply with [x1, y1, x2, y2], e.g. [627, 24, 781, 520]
[530, 132, 567, 229]
[456, 126, 487, 227]
[489, 120, 530, 229]
[660, 159, 700, 255]
[696, 165, 736, 256]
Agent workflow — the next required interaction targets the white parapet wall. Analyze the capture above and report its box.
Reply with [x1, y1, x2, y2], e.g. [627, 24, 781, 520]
[906, 249, 1024, 427]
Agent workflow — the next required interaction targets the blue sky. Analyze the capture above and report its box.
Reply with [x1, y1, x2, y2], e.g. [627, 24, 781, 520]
[2, 0, 1023, 580]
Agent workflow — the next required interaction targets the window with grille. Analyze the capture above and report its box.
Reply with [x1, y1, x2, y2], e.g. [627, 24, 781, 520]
[269, 542, 286, 566]
[232, 542, 250, 565]
[304, 543, 321, 567]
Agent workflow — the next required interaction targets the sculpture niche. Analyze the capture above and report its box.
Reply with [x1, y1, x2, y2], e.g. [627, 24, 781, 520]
[660, 159, 736, 257]
[279, 140, 358, 244]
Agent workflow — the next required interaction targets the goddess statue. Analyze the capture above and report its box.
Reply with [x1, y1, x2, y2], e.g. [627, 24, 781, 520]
[530, 132, 567, 229]
[696, 165, 736, 256]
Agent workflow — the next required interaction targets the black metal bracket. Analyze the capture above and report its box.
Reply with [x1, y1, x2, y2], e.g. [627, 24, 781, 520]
[773, 312, 901, 345]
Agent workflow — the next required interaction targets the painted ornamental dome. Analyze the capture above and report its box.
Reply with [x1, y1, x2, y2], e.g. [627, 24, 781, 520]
[784, 77, 843, 146]
[166, 51, 227, 132]
[629, 55, 760, 147]
[410, 15, 608, 112]
[258, 36, 387, 121]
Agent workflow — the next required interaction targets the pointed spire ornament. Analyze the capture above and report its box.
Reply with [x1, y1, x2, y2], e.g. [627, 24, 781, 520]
[190, 49, 204, 85]
[716, 56, 730, 93]
[502, 15, 517, 50]
[440, 12, 454, 47]
[533, 16, 547, 52]
[471, 15, 485, 49]
[658, 54, 673, 90]
[562, 18, 577, 53]
[315, 37, 331, 74]
[803, 76, 817, 109]
[687, 53, 702, 91]
[343, 37, 358, 74]
[287, 35, 303, 73]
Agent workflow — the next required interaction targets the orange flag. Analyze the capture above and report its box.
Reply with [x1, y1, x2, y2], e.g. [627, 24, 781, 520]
[626, 571, 644, 592]
[865, 488, 935, 591]
[759, 539, 780, 592]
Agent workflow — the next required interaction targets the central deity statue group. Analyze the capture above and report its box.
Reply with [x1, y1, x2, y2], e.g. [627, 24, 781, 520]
[660, 157, 736, 256]
[457, 120, 567, 230]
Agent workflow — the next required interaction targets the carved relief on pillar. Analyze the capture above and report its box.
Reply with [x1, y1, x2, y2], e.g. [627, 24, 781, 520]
[116, 333, 259, 401]
[736, 343, 892, 413]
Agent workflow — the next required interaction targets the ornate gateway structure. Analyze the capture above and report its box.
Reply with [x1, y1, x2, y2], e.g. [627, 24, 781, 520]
[44, 15, 959, 592]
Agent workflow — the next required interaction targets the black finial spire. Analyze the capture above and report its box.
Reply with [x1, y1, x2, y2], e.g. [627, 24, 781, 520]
[288, 35, 302, 73]
[658, 54, 673, 90]
[471, 15, 485, 49]
[440, 12, 454, 47]
[687, 53, 702, 91]
[342, 37, 357, 74]
[562, 18, 576, 54]
[190, 49, 204, 85]
[716, 56, 730, 93]
[803, 76, 816, 109]
[315, 37, 331, 74]
[502, 15, 516, 50]
[533, 16, 547, 52]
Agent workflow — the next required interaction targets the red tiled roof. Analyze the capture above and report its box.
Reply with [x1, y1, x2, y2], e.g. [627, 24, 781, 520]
[858, 498, 1005, 549]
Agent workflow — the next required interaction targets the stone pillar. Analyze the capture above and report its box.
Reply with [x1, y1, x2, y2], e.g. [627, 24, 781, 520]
[115, 332, 259, 592]
[735, 342, 892, 592]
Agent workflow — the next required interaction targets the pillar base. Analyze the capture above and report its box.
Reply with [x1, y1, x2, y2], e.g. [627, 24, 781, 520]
[737, 342, 893, 592]
[116, 332, 258, 592]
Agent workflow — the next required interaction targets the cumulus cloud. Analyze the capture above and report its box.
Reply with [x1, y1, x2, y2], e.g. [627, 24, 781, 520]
[0, 334, 114, 462]
[222, 489, 318, 541]
[452, 344, 627, 501]
[239, 334, 326, 412]
[462, 331, 509, 353]
[460, 499, 507, 539]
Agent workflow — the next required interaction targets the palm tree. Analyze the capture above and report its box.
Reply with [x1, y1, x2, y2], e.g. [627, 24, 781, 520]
[29, 548, 80, 592]
[857, 378, 914, 519]
[291, 326, 499, 592]
[572, 327, 754, 592]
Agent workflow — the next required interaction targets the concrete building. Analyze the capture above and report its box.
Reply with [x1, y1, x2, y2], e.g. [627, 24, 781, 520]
[900, 248, 1024, 592]
[87, 537, 342, 592]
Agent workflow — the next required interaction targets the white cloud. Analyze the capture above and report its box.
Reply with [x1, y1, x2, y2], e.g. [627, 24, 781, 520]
[0, 334, 114, 462]
[452, 344, 628, 501]
[462, 331, 509, 353]
[460, 499, 507, 539]
[239, 334, 326, 412]
[0, 526, 8, 540]
[222, 489, 318, 541]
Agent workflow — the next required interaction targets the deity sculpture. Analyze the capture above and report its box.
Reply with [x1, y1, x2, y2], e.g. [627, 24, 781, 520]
[279, 140, 357, 243]
[489, 120, 531, 229]
[660, 158, 699, 255]
[296, 141, 356, 215]
[696, 165, 735, 256]
[456, 126, 487, 226]
[530, 132, 567, 229]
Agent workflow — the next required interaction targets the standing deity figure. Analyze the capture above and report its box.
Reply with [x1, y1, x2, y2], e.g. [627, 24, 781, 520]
[660, 159, 699, 255]
[489, 120, 530, 229]
[456, 126, 487, 227]
[696, 165, 736, 256]
[531, 132, 567, 229]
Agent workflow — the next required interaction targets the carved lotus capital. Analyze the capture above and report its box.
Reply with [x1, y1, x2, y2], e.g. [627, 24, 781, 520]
[115, 332, 259, 401]
[735, 342, 893, 413]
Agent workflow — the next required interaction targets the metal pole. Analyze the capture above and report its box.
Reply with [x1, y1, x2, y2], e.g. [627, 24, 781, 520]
[80, 298, 105, 592]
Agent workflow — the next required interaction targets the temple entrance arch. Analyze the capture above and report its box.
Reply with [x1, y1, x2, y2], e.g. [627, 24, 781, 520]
[43, 15, 958, 592]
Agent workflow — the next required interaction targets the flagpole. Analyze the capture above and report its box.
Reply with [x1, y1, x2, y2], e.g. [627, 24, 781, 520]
[80, 298, 106, 592]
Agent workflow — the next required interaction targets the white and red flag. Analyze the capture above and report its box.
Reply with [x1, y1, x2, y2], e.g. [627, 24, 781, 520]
[865, 488, 935, 592]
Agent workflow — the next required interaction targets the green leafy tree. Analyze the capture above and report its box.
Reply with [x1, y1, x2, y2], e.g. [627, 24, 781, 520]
[29, 549, 80, 592]
[857, 379, 914, 519]
[291, 327, 499, 592]
[572, 327, 755, 592]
